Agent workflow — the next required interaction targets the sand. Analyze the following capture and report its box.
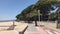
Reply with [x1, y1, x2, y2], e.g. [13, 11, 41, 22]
[0, 21, 28, 34]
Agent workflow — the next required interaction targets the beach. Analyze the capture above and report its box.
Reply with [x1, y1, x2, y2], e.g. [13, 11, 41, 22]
[0, 21, 28, 34]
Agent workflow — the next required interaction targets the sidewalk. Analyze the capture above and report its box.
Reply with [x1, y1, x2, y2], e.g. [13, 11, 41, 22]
[24, 23, 60, 34]
[24, 24, 39, 34]
[37, 21, 60, 33]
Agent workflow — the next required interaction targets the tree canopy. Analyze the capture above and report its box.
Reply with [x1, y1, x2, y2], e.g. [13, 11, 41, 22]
[16, 0, 60, 21]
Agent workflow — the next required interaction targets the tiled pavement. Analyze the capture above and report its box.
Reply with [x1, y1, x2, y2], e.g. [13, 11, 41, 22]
[24, 24, 40, 34]
[24, 24, 60, 34]
[37, 25, 60, 34]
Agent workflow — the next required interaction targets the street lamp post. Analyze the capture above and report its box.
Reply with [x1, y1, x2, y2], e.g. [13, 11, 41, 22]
[13, 21, 15, 26]
[38, 10, 40, 21]
[57, 10, 60, 29]
[35, 10, 40, 26]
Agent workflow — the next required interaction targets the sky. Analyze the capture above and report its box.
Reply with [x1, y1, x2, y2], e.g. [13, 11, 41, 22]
[0, 0, 38, 20]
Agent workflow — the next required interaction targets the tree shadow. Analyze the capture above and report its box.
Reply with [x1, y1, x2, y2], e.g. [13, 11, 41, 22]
[7, 25, 16, 30]
[25, 21, 33, 24]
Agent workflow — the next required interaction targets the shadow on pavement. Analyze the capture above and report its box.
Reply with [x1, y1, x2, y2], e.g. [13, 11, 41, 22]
[24, 21, 33, 24]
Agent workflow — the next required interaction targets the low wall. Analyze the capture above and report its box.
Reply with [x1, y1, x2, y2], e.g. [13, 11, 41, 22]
[37, 21, 57, 29]
[16, 21, 57, 29]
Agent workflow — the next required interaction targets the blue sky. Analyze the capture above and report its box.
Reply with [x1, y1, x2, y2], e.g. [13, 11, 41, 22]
[0, 0, 38, 20]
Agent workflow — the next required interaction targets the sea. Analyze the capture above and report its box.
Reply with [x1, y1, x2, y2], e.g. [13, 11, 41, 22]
[0, 20, 16, 22]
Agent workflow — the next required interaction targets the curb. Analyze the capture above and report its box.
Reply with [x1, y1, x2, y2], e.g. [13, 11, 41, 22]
[19, 25, 28, 34]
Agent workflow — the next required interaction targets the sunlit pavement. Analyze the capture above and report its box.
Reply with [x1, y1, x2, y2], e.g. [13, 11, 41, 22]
[24, 23, 60, 34]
